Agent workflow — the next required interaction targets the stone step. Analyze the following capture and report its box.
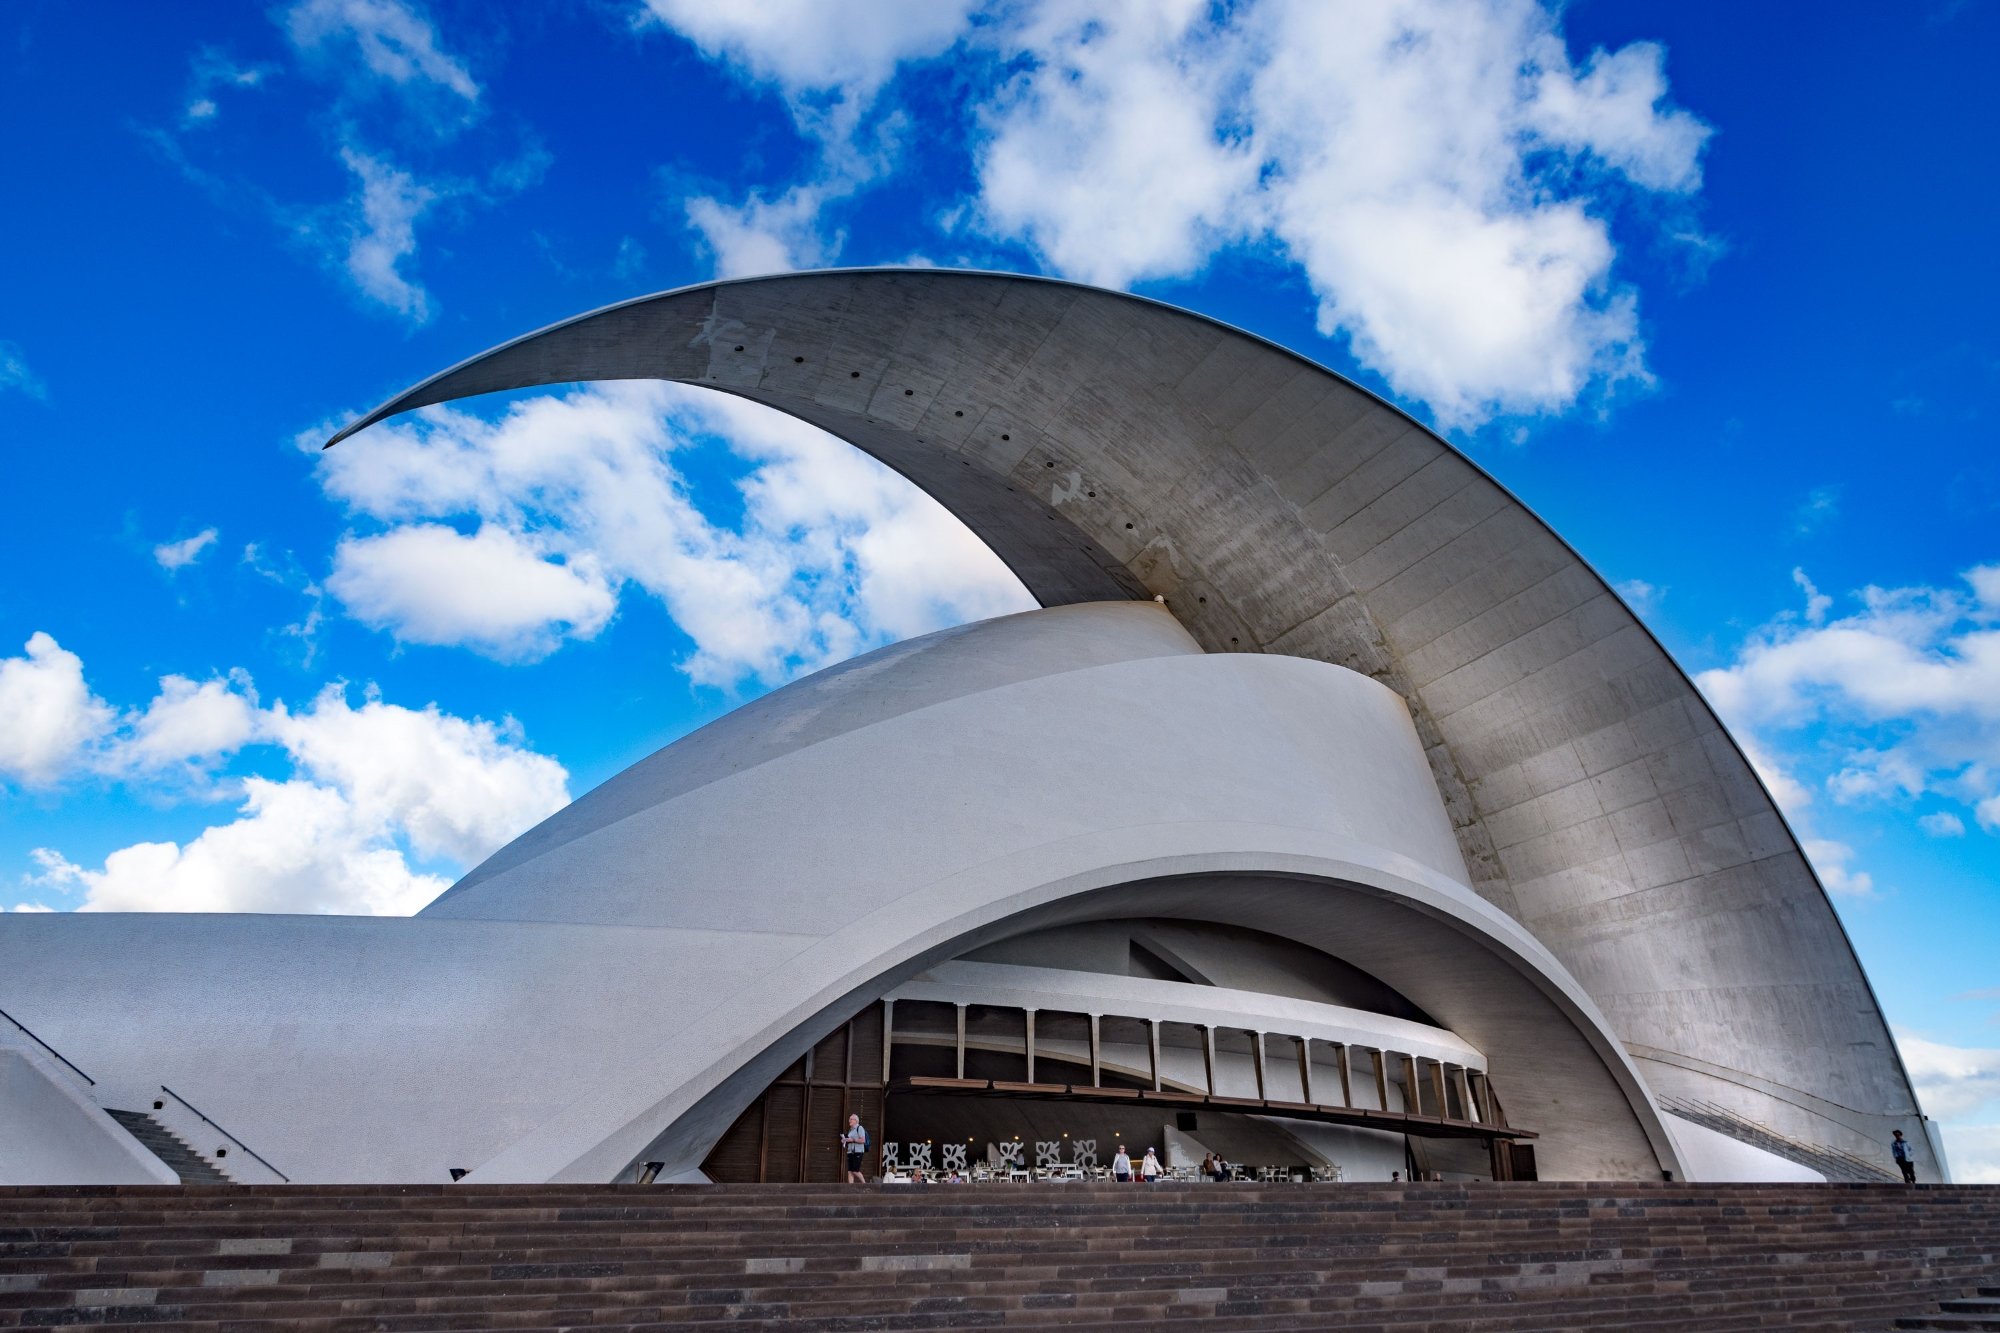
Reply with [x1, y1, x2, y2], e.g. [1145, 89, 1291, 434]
[0, 1182, 1991, 1331]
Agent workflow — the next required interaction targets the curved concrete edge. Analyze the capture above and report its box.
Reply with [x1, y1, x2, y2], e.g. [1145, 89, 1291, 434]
[316, 267, 1922, 1164]
[457, 825, 1682, 1186]
[0, 1043, 179, 1186]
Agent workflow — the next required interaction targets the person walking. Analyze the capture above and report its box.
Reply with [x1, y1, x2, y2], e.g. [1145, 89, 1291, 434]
[840, 1113, 869, 1184]
[1891, 1129, 1918, 1185]
[1140, 1147, 1162, 1182]
[1112, 1143, 1132, 1183]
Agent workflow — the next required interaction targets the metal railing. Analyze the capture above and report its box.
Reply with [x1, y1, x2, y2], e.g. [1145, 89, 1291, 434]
[160, 1084, 289, 1182]
[0, 1003, 94, 1086]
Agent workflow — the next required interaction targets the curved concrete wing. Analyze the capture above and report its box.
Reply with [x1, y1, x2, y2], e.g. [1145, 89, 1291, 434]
[331, 268, 1925, 1172]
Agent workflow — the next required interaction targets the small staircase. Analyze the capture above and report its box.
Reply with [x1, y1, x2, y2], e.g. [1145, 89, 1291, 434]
[1664, 1094, 1900, 1181]
[103, 1109, 232, 1185]
[1897, 1287, 2000, 1329]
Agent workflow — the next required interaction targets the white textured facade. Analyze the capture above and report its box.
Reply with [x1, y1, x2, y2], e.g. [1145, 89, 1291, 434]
[0, 269, 1936, 1187]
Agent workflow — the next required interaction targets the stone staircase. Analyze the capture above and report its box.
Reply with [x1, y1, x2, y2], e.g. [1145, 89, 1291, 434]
[0, 1181, 1994, 1330]
[1896, 1286, 2000, 1329]
[101, 1110, 233, 1186]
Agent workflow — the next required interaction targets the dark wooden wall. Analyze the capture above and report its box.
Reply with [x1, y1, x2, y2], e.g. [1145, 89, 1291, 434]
[702, 1004, 886, 1182]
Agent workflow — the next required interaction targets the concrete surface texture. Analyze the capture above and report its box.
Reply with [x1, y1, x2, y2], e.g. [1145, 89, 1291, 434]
[331, 268, 1927, 1176]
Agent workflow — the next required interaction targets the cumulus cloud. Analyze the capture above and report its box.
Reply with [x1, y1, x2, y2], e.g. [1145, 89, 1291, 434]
[23, 684, 567, 916]
[6, 633, 568, 915]
[329, 524, 616, 660]
[154, 527, 219, 571]
[637, 0, 976, 133]
[107, 673, 261, 781]
[685, 184, 844, 278]
[977, 1, 1260, 287]
[643, 0, 1709, 428]
[0, 634, 116, 787]
[318, 383, 1033, 686]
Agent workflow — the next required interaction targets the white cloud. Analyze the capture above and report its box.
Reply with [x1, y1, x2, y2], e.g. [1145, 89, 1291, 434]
[1897, 1032, 2000, 1124]
[35, 779, 452, 916]
[976, 1, 1260, 288]
[0, 341, 47, 400]
[285, 0, 479, 103]
[29, 682, 568, 916]
[9, 634, 570, 915]
[1616, 578, 1665, 613]
[1792, 566, 1832, 625]
[335, 147, 438, 322]
[1698, 562, 2000, 866]
[329, 523, 615, 661]
[685, 184, 843, 278]
[1919, 811, 1966, 837]
[0, 634, 115, 787]
[107, 673, 261, 779]
[263, 686, 570, 866]
[647, 0, 1710, 428]
[1801, 837, 1874, 898]
[1894, 1031, 2000, 1183]
[965, 0, 1707, 426]
[6, 903, 54, 913]
[318, 382, 1034, 687]
[154, 527, 219, 571]
[637, 0, 975, 131]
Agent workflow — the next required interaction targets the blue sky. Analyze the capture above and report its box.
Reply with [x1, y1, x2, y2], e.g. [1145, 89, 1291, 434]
[2, 1, 1996, 1174]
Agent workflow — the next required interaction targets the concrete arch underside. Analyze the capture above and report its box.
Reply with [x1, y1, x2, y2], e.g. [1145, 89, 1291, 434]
[631, 865, 1681, 1187]
[333, 267, 1926, 1174]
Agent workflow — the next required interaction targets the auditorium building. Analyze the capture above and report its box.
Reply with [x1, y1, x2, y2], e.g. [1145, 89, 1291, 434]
[0, 270, 1945, 1189]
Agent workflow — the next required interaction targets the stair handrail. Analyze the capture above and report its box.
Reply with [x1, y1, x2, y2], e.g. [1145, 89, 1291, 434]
[0, 1002, 94, 1086]
[159, 1084, 289, 1182]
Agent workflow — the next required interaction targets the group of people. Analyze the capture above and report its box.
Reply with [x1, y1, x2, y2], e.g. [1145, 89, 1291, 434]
[1109, 1143, 1162, 1181]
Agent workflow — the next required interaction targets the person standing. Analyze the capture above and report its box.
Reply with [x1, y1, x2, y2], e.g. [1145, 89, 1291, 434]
[1891, 1129, 1918, 1185]
[1112, 1143, 1132, 1183]
[840, 1114, 869, 1184]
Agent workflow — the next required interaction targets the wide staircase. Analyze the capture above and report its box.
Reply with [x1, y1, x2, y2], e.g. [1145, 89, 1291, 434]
[1, 1182, 1995, 1331]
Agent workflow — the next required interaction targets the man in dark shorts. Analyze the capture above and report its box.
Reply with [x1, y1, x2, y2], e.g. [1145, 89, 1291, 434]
[841, 1114, 869, 1184]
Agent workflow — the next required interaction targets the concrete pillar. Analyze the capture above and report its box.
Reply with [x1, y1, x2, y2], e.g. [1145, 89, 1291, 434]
[1296, 1036, 1313, 1104]
[881, 1000, 896, 1086]
[1088, 1014, 1101, 1088]
[1252, 1031, 1267, 1100]
[1200, 1026, 1216, 1096]
[1149, 1021, 1162, 1092]
[1025, 1009, 1037, 1084]
[954, 1005, 966, 1081]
